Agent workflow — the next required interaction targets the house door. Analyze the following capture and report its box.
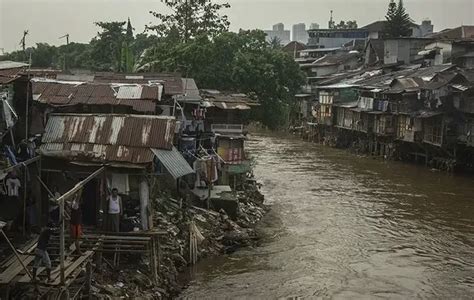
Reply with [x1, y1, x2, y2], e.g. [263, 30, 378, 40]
[82, 179, 98, 226]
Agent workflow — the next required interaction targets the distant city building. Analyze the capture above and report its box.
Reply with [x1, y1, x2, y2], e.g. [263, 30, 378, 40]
[273, 23, 285, 32]
[307, 28, 369, 48]
[292, 23, 309, 44]
[264, 23, 291, 45]
[309, 23, 320, 30]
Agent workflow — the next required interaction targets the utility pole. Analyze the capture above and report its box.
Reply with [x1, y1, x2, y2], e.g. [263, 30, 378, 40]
[59, 34, 70, 71]
[19, 30, 29, 62]
[329, 10, 334, 29]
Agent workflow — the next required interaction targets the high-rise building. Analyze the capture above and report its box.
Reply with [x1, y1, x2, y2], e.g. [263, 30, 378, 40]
[273, 23, 285, 32]
[264, 23, 291, 45]
[292, 23, 308, 44]
[309, 23, 320, 30]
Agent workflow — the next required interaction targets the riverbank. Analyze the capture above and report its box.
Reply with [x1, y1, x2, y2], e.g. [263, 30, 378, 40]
[90, 179, 267, 299]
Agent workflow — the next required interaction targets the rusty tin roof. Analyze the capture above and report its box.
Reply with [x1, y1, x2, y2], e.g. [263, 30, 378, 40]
[32, 79, 162, 112]
[41, 113, 176, 165]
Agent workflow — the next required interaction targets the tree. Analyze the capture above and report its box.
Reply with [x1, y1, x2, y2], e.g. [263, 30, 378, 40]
[90, 21, 127, 71]
[148, 0, 230, 42]
[138, 30, 305, 128]
[268, 36, 282, 49]
[333, 20, 358, 29]
[384, 0, 413, 37]
[126, 18, 134, 42]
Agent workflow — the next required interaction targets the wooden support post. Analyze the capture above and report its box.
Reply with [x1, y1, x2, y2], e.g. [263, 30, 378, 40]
[59, 195, 65, 285]
[23, 165, 27, 236]
[85, 262, 92, 299]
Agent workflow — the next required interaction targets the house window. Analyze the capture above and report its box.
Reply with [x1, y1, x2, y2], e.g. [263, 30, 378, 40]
[397, 115, 412, 138]
[424, 117, 443, 145]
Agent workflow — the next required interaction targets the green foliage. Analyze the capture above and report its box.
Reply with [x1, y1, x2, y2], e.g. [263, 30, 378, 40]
[268, 36, 282, 49]
[139, 30, 305, 129]
[90, 21, 127, 71]
[384, 0, 413, 37]
[120, 41, 135, 72]
[334, 20, 358, 29]
[148, 0, 230, 42]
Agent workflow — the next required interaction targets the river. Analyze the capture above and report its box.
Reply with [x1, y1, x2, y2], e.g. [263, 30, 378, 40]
[182, 134, 474, 299]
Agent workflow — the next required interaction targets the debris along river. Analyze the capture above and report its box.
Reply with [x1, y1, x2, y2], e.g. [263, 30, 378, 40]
[182, 133, 474, 299]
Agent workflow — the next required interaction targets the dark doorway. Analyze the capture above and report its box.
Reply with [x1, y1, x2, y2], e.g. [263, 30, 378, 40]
[82, 179, 98, 225]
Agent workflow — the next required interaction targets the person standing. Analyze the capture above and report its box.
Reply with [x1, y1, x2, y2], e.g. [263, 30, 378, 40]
[32, 223, 54, 282]
[106, 188, 122, 232]
[70, 191, 83, 255]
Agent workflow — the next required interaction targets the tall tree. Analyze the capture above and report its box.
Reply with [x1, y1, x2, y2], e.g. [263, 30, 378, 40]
[90, 21, 127, 71]
[384, 0, 413, 37]
[138, 30, 305, 128]
[126, 18, 134, 42]
[148, 0, 230, 42]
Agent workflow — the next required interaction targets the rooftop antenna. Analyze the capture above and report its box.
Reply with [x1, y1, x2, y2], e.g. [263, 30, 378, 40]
[59, 33, 70, 71]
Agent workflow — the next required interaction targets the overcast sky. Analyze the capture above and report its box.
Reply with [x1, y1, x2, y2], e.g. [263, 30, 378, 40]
[1, 0, 473, 53]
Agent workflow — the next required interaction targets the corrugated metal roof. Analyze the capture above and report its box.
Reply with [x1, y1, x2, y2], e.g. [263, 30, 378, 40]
[41, 114, 176, 165]
[32, 80, 162, 112]
[93, 73, 183, 95]
[0, 76, 18, 84]
[116, 86, 143, 99]
[176, 78, 201, 102]
[0, 61, 29, 70]
[213, 102, 251, 110]
[151, 147, 195, 179]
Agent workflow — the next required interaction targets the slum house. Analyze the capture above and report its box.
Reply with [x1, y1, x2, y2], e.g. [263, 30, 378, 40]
[38, 113, 187, 232]
[364, 39, 385, 66]
[419, 40, 474, 67]
[200, 90, 257, 188]
[362, 65, 456, 157]
[313, 83, 359, 145]
[292, 93, 315, 129]
[0, 62, 48, 237]
[91, 72, 184, 116]
[304, 68, 381, 141]
[407, 72, 469, 169]
[30, 79, 165, 135]
[362, 20, 434, 40]
[452, 84, 474, 169]
[282, 41, 307, 59]
[299, 52, 362, 79]
[429, 25, 474, 40]
[0, 61, 30, 144]
[383, 38, 434, 65]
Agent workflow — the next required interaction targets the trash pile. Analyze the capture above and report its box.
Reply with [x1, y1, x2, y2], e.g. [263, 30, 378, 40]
[91, 182, 266, 299]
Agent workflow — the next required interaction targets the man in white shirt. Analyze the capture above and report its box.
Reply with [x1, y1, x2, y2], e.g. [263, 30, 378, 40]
[105, 188, 122, 232]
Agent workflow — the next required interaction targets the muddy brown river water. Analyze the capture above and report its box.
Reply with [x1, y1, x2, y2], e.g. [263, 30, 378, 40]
[182, 134, 474, 299]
